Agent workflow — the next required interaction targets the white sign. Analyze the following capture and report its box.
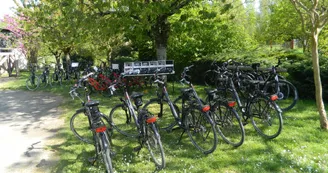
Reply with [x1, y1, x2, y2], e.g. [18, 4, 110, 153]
[112, 64, 119, 69]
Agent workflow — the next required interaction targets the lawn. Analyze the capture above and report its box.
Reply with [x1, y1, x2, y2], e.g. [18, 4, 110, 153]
[1, 75, 327, 173]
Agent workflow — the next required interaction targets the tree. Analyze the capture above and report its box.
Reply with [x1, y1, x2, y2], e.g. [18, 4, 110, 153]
[82, 0, 202, 61]
[290, 0, 328, 129]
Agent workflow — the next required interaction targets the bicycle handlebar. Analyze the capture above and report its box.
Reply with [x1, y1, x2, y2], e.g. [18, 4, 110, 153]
[180, 65, 194, 85]
[69, 72, 94, 100]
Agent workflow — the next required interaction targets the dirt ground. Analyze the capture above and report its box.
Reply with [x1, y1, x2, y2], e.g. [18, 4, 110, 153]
[0, 77, 64, 173]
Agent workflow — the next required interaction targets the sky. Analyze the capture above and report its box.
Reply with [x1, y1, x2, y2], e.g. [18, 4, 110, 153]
[0, 0, 17, 19]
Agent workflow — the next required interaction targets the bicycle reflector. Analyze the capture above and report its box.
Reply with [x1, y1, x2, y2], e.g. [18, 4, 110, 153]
[95, 126, 107, 133]
[146, 116, 157, 123]
[270, 95, 278, 101]
[202, 105, 211, 112]
[228, 101, 236, 107]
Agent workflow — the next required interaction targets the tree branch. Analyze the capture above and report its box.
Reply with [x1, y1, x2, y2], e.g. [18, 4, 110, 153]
[290, 0, 311, 35]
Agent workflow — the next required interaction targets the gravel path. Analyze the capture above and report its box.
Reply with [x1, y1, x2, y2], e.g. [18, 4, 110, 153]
[0, 78, 64, 173]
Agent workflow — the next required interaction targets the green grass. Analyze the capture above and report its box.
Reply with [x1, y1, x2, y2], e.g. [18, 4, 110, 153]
[1, 76, 328, 173]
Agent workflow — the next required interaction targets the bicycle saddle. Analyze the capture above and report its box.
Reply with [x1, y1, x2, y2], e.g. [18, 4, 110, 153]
[251, 63, 261, 70]
[130, 92, 144, 99]
[180, 88, 192, 93]
[86, 100, 100, 107]
[204, 88, 217, 95]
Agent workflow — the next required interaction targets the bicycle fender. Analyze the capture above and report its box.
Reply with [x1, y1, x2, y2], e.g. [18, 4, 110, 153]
[75, 107, 86, 114]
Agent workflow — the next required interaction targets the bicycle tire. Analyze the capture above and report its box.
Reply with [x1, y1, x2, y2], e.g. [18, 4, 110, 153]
[212, 101, 245, 147]
[250, 96, 283, 139]
[109, 104, 139, 137]
[38, 74, 49, 88]
[145, 122, 165, 169]
[185, 107, 218, 154]
[143, 99, 178, 131]
[26, 76, 39, 90]
[263, 80, 298, 111]
[97, 131, 114, 173]
[204, 70, 216, 86]
[70, 109, 94, 144]
[51, 73, 62, 86]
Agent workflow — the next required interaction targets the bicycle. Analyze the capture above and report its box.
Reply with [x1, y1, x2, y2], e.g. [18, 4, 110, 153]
[69, 72, 113, 173]
[50, 63, 63, 86]
[26, 63, 39, 90]
[38, 64, 52, 88]
[204, 87, 245, 147]
[143, 66, 218, 154]
[108, 74, 165, 169]
[249, 61, 298, 112]
[216, 62, 283, 139]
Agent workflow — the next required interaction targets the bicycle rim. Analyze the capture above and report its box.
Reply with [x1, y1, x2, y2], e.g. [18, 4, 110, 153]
[213, 103, 245, 147]
[145, 123, 165, 169]
[26, 76, 38, 90]
[98, 132, 114, 173]
[38, 74, 48, 88]
[143, 99, 177, 131]
[185, 108, 217, 154]
[70, 110, 94, 144]
[204, 70, 215, 86]
[250, 97, 283, 139]
[263, 80, 298, 111]
[109, 104, 138, 137]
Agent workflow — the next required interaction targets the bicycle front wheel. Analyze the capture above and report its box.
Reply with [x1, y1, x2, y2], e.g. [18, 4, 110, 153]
[250, 96, 283, 139]
[26, 76, 39, 90]
[70, 109, 94, 144]
[212, 102, 245, 147]
[145, 123, 165, 169]
[38, 74, 49, 88]
[185, 108, 217, 154]
[204, 70, 216, 86]
[109, 104, 138, 137]
[51, 73, 62, 86]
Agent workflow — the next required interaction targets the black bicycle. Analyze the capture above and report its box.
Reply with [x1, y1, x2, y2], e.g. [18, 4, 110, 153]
[144, 66, 218, 154]
[204, 87, 245, 147]
[50, 63, 63, 86]
[69, 72, 113, 173]
[26, 63, 39, 90]
[216, 62, 283, 139]
[108, 74, 165, 169]
[38, 64, 52, 88]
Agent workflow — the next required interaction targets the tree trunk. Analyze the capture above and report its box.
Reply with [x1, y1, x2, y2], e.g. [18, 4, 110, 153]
[153, 16, 169, 61]
[64, 52, 71, 73]
[156, 44, 167, 60]
[311, 31, 328, 129]
[29, 49, 38, 64]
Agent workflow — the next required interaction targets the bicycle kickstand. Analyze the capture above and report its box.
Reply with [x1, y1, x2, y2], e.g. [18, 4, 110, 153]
[177, 130, 185, 144]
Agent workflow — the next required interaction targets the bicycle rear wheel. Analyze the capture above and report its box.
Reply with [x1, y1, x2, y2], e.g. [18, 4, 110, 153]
[212, 101, 245, 147]
[185, 108, 217, 154]
[145, 122, 165, 169]
[250, 96, 283, 139]
[263, 80, 298, 111]
[143, 99, 178, 131]
[109, 104, 138, 137]
[97, 131, 114, 173]
[26, 76, 39, 90]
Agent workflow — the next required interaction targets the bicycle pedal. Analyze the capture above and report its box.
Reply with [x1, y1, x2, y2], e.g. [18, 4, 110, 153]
[88, 157, 97, 165]
[133, 146, 142, 152]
